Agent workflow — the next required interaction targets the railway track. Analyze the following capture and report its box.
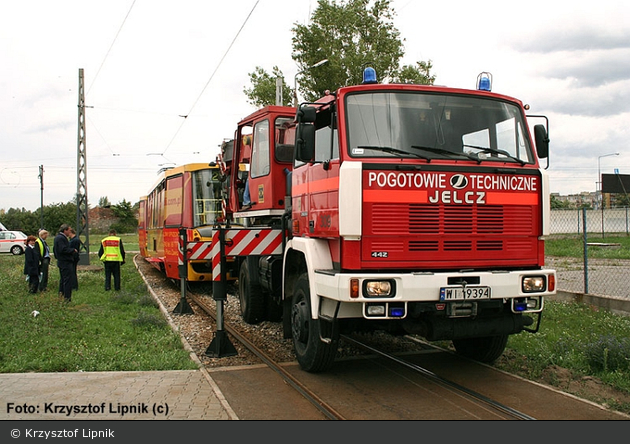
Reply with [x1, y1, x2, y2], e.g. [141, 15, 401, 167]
[136, 256, 628, 420]
[185, 287, 535, 420]
[187, 291, 345, 420]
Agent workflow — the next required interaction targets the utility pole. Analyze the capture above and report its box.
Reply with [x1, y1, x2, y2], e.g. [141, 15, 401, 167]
[76, 68, 90, 265]
[38, 165, 44, 230]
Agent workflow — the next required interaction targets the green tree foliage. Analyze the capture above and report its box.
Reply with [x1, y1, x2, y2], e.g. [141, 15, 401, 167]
[246, 0, 435, 107]
[393, 61, 436, 85]
[0, 202, 76, 236]
[99, 196, 111, 208]
[550, 195, 571, 210]
[243, 66, 295, 107]
[110, 199, 138, 234]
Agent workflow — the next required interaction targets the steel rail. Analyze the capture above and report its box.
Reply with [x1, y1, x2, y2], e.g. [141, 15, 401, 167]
[341, 334, 536, 421]
[188, 292, 346, 421]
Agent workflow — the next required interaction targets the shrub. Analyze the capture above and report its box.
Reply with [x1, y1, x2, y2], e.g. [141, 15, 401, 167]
[584, 336, 630, 372]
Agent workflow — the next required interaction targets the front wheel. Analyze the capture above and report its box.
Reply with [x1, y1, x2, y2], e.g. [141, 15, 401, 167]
[452, 334, 509, 363]
[11, 245, 23, 255]
[291, 273, 338, 373]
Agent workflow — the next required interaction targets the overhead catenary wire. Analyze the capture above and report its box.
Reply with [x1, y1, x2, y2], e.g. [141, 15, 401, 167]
[87, 0, 137, 98]
[159, 0, 260, 157]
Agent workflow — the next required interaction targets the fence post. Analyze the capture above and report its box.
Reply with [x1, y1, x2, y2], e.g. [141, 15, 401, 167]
[582, 208, 589, 294]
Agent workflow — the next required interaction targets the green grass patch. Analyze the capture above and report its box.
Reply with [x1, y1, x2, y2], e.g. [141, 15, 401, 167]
[546, 235, 630, 259]
[0, 253, 197, 373]
[496, 300, 630, 413]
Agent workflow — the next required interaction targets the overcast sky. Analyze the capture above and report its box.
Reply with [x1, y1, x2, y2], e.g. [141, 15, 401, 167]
[1, 0, 629, 213]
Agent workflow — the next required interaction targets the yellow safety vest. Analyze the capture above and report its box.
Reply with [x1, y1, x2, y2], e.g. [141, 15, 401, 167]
[36, 238, 44, 257]
[100, 236, 123, 262]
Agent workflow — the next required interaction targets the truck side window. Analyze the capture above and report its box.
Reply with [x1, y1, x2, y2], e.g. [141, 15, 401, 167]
[315, 125, 339, 162]
[251, 120, 270, 178]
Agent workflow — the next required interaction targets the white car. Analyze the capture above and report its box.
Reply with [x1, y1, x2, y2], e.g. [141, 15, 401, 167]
[0, 230, 28, 255]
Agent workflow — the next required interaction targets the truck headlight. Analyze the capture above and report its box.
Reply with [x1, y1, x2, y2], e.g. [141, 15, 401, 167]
[522, 276, 546, 293]
[364, 280, 395, 298]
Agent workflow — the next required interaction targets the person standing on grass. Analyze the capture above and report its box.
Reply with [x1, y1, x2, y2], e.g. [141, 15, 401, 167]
[68, 228, 81, 290]
[23, 235, 41, 294]
[36, 229, 51, 292]
[98, 229, 125, 291]
[54, 224, 77, 302]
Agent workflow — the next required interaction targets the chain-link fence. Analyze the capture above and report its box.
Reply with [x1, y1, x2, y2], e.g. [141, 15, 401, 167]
[548, 208, 630, 299]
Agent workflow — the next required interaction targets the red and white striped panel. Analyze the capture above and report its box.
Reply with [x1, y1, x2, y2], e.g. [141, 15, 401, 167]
[211, 228, 283, 280]
[177, 237, 183, 266]
[187, 241, 214, 260]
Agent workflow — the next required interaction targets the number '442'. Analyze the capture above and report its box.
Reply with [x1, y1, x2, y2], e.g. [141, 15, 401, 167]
[371, 251, 388, 258]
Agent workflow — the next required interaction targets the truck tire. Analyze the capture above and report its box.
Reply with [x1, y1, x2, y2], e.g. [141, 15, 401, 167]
[238, 258, 265, 324]
[452, 334, 509, 363]
[291, 273, 338, 373]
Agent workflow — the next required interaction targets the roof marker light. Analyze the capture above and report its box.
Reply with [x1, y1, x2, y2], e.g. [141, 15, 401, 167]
[477, 72, 492, 91]
[363, 67, 378, 84]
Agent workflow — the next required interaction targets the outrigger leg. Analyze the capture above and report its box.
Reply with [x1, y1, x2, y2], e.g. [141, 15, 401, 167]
[173, 228, 194, 315]
[205, 226, 237, 357]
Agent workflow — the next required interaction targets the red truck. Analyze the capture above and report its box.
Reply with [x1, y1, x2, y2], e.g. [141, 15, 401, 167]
[212, 70, 556, 372]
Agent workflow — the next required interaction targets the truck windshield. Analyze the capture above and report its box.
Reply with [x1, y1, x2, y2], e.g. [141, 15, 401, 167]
[345, 91, 533, 164]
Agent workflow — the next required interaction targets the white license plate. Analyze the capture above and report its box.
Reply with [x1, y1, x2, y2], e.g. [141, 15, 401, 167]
[440, 286, 491, 300]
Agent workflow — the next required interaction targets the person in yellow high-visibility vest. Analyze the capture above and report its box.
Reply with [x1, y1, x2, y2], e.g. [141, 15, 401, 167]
[98, 229, 126, 291]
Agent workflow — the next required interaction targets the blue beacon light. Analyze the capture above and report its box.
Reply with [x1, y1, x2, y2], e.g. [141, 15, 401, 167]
[477, 72, 492, 91]
[363, 67, 378, 84]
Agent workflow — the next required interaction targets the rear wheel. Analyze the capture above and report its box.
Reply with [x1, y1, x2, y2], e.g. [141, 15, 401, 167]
[238, 258, 265, 324]
[452, 334, 509, 363]
[291, 273, 338, 373]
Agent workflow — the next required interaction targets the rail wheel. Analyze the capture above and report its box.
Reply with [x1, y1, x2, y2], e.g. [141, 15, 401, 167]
[452, 334, 509, 363]
[291, 273, 338, 373]
[238, 258, 265, 324]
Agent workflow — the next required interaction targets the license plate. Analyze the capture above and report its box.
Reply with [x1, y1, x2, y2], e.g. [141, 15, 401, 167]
[440, 286, 491, 300]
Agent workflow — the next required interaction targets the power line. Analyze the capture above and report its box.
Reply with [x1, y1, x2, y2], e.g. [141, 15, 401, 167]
[160, 0, 260, 157]
[87, 0, 137, 97]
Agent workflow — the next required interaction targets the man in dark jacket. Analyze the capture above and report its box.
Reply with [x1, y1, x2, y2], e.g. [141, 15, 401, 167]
[68, 228, 81, 290]
[53, 224, 77, 302]
[24, 235, 41, 294]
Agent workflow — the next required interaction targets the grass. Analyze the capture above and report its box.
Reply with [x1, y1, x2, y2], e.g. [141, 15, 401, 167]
[546, 235, 630, 259]
[495, 300, 630, 413]
[2, 235, 630, 413]
[0, 250, 197, 373]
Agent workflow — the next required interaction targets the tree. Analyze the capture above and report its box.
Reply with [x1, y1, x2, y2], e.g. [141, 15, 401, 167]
[246, 0, 435, 106]
[0, 201, 76, 236]
[393, 61, 436, 85]
[99, 196, 111, 208]
[243, 66, 295, 107]
[110, 199, 138, 234]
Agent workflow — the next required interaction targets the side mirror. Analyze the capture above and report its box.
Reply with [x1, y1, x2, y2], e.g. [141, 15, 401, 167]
[297, 105, 317, 124]
[534, 124, 549, 159]
[296, 124, 315, 162]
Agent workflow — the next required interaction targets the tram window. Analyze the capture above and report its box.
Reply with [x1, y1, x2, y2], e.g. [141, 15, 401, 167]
[192, 169, 222, 227]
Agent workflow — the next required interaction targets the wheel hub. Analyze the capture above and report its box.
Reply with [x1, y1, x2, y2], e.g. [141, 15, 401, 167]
[291, 300, 309, 343]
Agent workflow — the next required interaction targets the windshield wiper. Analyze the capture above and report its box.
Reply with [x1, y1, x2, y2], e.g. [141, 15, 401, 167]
[357, 146, 431, 162]
[411, 145, 481, 163]
[463, 145, 527, 166]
